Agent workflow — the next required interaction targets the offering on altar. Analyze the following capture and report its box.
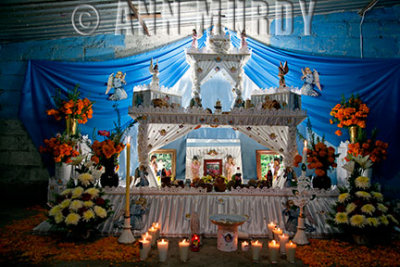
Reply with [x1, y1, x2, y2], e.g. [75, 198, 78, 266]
[268, 240, 280, 263]
[190, 234, 200, 252]
[179, 239, 190, 262]
[106, 71, 127, 101]
[285, 241, 296, 263]
[210, 214, 247, 252]
[301, 67, 322, 96]
[251, 240, 262, 261]
[279, 233, 289, 254]
[278, 61, 289, 88]
[139, 238, 151, 260]
[157, 239, 169, 262]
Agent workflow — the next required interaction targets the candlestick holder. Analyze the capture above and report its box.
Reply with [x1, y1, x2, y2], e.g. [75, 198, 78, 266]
[118, 215, 135, 244]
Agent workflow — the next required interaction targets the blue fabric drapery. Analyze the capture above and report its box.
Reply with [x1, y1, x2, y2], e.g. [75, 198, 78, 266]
[20, 32, 400, 183]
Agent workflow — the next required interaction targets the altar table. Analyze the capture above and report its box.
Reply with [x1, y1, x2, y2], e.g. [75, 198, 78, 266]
[101, 187, 339, 238]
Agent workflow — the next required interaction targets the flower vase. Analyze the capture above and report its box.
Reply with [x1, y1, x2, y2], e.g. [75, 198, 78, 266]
[312, 175, 331, 190]
[66, 118, 77, 136]
[349, 126, 358, 144]
[100, 158, 119, 188]
[55, 162, 72, 185]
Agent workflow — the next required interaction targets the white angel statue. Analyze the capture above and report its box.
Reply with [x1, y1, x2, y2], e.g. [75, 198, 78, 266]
[300, 67, 322, 96]
[149, 58, 159, 89]
[106, 71, 127, 101]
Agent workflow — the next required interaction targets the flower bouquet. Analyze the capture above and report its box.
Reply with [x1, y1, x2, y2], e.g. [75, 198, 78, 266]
[47, 85, 94, 135]
[40, 134, 80, 164]
[48, 171, 113, 240]
[330, 95, 369, 142]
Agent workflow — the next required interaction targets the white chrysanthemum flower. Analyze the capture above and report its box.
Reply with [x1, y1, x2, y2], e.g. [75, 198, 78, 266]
[355, 176, 370, 189]
[54, 213, 64, 224]
[355, 191, 371, 199]
[371, 192, 383, 201]
[49, 205, 62, 216]
[366, 217, 380, 227]
[71, 187, 84, 199]
[83, 201, 94, 208]
[69, 200, 83, 211]
[338, 193, 350, 203]
[335, 212, 348, 224]
[387, 215, 399, 225]
[65, 213, 80, 225]
[83, 209, 95, 222]
[350, 214, 366, 227]
[85, 188, 100, 198]
[361, 204, 375, 215]
[94, 206, 107, 218]
[61, 189, 72, 196]
[380, 215, 389, 225]
[78, 173, 94, 187]
[377, 203, 388, 213]
[346, 203, 356, 214]
[60, 199, 71, 209]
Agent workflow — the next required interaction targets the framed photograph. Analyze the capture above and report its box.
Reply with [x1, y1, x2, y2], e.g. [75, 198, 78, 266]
[149, 149, 177, 177]
[256, 150, 279, 179]
[203, 159, 222, 176]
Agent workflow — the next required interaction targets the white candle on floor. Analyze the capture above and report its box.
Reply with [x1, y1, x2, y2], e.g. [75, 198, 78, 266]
[139, 238, 151, 261]
[279, 233, 289, 254]
[268, 240, 280, 263]
[267, 222, 276, 239]
[157, 239, 169, 262]
[179, 239, 190, 262]
[141, 232, 152, 246]
[251, 240, 262, 261]
[241, 241, 249, 251]
[286, 241, 297, 263]
[148, 227, 158, 246]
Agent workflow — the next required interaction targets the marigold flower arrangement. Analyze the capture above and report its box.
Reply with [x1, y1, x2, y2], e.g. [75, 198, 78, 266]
[346, 138, 388, 163]
[47, 85, 93, 125]
[39, 133, 80, 164]
[48, 171, 112, 236]
[330, 95, 369, 136]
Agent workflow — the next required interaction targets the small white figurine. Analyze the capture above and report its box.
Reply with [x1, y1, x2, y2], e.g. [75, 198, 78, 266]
[240, 29, 248, 50]
[191, 29, 201, 49]
[106, 71, 127, 101]
[149, 58, 159, 89]
[301, 67, 322, 96]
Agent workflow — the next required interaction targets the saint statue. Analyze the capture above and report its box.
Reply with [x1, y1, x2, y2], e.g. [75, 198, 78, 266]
[106, 71, 128, 101]
[191, 156, 201, 179]
[278, 61, 289, 88]
[149, 58, 159, 89]
[191, 29, 201, 49]
[224, 155, 236, 181]
[240, 29, 248, 50]
[300, 67, 322, 96]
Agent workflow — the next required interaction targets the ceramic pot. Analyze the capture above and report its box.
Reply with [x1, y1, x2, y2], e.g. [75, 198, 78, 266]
[312, 175, 331, 190]
[100, 157, 119, 187]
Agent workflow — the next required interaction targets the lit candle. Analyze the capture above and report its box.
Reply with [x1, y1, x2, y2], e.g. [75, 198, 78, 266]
[279, 233, 289, 254]
[285, 241, 297, 263]
[302, 140, 308, 164]
[268, 240, 280, 263]
[152, 222, 161, 240]
[157, 239, 169, 262]
[125, 137, 131, 217]
[148, 227, 158, 246]
[241, 241, 249, 252]
[179, 239, 190, 262]
[272, 227, 283, 240]
[141, 232, 152, 246]
[251, 240, 263, 261]
[139, 238, 151, 261]
[267, 222, 276, 239]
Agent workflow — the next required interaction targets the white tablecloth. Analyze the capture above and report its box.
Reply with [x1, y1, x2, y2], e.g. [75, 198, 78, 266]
[101, 187, 338, 238]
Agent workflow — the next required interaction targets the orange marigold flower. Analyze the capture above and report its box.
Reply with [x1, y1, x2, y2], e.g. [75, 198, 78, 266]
[335, 130, 342, 136]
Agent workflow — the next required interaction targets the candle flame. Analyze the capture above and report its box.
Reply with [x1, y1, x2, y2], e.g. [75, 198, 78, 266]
[127, 136, 131, 144]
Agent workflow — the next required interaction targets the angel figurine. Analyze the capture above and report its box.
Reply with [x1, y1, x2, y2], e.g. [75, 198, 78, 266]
[191, 29, 200, 49]
[106, 71, 127, 101]
[239, 29, 248, 50]
[278, 61, 289, 88]
[301, 67, 322, 96]
[149, 58, 159, 89]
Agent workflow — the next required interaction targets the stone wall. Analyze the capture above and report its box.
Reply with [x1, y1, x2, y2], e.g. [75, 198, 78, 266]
[0, 5, 399, 202]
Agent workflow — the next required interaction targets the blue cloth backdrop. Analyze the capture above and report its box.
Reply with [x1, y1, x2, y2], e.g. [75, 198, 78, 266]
[20, 31, 400, 186]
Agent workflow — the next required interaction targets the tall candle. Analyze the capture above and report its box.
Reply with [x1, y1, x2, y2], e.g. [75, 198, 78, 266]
[267, 222, 276, 239]
[272, 227, 283, 240]
[141, 232, 152, 245]
[157, 239, 169, 262]
[251, 240, 262, 261]
[139, 238, 151, 261]
[125, 137, 131, 217]
[285, 241, 297, 263]
[148, 227, 158, 246]
[279, 233, 289, 254]
[241, 241, 249, 251]
[302, 140, 308, 164]
[268, 240, 280, 263]
[179, 239, 190, 262]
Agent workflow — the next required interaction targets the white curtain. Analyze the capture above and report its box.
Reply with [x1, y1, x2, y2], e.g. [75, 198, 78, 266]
[185, 139, 243, 180]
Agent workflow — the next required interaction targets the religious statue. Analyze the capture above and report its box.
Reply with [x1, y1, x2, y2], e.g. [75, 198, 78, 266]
[149, 58, 159, 89]
[150, 155, 158, 174]
[278, 61, 289, 88]
[282, 200, 315, 235]
[191, 156, 201, 179]
[224, 155, 236, 181]
[106, 71, 127, 101]
[239, 29, 248, 51]
[233, 87, 244, 108]
[191, 29, 200, 49]
[271, 158, 285, 188]
[130, 197, 149, 230]
[284, 167, 298, 187]
[190, 93, 203, 108]
[300, 67, 322, 96]
[134, 165, 149, 187]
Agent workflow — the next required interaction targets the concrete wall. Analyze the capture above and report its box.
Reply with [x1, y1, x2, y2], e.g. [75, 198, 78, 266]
[0, 5, 399, 202]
